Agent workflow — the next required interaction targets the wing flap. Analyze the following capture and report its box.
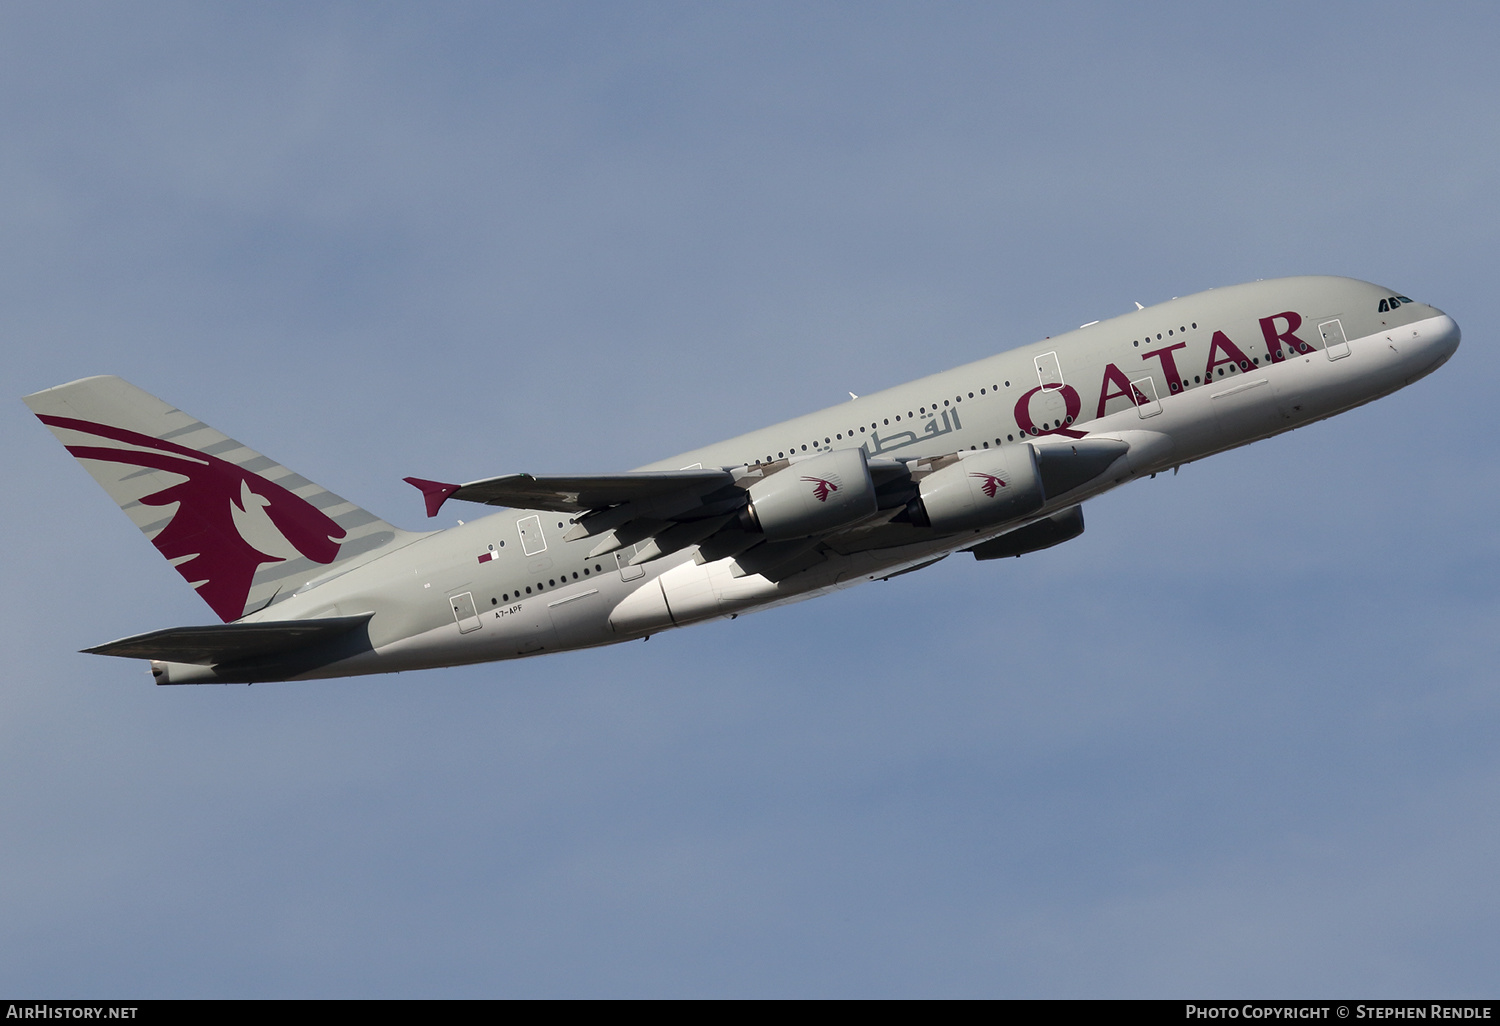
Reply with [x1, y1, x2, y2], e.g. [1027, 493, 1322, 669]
[83, 614, 374, 665]
[405, 469, 735, 515]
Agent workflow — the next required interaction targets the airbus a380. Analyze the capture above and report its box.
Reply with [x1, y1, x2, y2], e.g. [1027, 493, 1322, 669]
[26, 276, 1459, 684]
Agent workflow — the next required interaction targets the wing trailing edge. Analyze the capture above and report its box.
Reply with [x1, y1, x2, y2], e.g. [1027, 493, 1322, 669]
[404, 469, 735, 516]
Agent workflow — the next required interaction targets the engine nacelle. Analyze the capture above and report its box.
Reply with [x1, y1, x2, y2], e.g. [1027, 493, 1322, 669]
[967, 505, 1085, 560]
[904, 445, 1045, 533]
[742, 448, 878, 541]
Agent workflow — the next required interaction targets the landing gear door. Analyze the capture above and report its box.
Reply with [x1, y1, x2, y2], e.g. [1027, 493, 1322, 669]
[1319, 318, 1350, 361]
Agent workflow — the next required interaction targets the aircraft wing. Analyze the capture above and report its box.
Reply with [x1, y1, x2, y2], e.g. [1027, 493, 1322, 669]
[83, 614, 374, 665]
[406, 454, 932, 581]
[404, 439, 1127, 582]
[404, 469, 736, 516]
[406, 466, 753, 565]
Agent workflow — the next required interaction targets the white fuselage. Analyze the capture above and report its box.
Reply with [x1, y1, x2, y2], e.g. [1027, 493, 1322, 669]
[196, 276, 1458, 682]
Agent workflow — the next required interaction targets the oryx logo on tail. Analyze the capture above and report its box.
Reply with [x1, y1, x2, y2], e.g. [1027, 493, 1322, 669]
[801, 475, 840, 503]
[37, 415, 347, 622]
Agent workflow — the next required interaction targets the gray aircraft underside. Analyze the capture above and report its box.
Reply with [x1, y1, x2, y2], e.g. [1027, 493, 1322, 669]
[25, 275, 1460, 684]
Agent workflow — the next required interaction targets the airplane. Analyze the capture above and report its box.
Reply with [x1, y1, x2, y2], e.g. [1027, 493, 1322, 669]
[24, 275, 1460, 685]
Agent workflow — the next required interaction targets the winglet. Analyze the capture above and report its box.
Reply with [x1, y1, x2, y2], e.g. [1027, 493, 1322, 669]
[403, 477, 461, 518]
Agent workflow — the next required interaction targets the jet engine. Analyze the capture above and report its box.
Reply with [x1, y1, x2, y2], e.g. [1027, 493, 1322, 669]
[900, 445, 1046, 532]
[740, 448, 879, 540]
[966, 505, 1085, 560]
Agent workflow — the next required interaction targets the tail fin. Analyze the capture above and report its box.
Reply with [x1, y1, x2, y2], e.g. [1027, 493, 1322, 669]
[24, 375, 422, 622]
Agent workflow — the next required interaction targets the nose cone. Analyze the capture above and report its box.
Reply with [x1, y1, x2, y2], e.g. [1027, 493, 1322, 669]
[1401, 311, 1461, 386]
[1428, 312, 1461, 364]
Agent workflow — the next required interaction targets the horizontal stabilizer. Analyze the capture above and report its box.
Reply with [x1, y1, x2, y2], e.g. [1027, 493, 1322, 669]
[406, 469, 735, 515]
[83, 614, 373, 665]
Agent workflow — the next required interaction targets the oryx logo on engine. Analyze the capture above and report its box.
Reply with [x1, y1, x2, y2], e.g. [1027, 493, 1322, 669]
[969, 472, 1006, 498]
[801, 475, 841, 503]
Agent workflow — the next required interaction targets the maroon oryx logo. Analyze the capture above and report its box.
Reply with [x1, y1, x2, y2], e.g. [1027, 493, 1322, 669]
[969, 471, 1006, 498]
[37, 415, 347, 622]
[801, 475, 840, 503]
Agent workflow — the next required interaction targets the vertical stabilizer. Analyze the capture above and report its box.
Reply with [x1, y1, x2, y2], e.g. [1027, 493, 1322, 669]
[24, 376, 423, 622]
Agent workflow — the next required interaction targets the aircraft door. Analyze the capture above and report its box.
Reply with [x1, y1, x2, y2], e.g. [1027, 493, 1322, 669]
[1131, 376, 1162, 418]
[1035, 351, 1064, 391]
[449, 591, 483, 634]
[1319, 318, 1350, 360]
[616, 548, 645, 581]
[517, 515, 547, 555]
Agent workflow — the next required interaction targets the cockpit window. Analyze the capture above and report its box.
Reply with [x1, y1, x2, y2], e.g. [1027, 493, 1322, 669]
[1379, 295, 1414, 312]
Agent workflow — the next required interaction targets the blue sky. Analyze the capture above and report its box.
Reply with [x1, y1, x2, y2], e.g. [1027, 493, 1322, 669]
[4, 2, 1499, 997]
